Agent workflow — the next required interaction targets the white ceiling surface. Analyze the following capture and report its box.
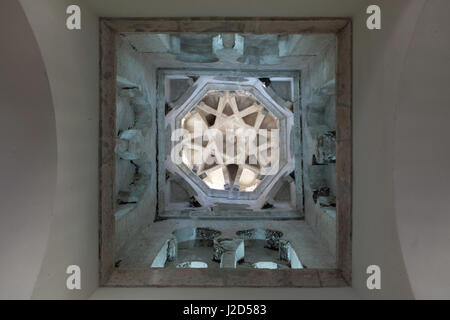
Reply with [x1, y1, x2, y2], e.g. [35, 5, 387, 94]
[83, 0, 364, 17]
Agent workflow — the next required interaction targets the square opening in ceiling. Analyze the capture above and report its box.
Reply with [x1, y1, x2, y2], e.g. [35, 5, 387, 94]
[160, 73, 301, 218]
[99, 18, 352, 287]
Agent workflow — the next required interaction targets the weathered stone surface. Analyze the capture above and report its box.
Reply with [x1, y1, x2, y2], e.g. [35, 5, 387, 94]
[318, 195, 336, 207]
[196, 227, 221, 240]
[167, 237, 177, 262]
[336, 105, 351, 141]
[115, 129, 144, 160]
[289, 248, 303, 269]
[177, 34, 218, 63]
[314, 131, 336, 164]
[265, 229, 283, 250]
[213, 238, 244, 267]
[114, 203, 137, 219]
[279, 239, 291, 262]
[220, 251, 237, 268]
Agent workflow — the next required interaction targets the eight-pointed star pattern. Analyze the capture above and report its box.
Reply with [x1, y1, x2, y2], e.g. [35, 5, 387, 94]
[180, 90, 280, 192]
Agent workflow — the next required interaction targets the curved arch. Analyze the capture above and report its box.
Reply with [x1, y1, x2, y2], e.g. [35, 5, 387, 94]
[394, 0, 450, 299]
[0, 0, 57, 299]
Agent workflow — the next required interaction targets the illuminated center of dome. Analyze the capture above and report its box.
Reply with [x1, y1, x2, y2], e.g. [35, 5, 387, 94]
[180, 90, 280, 192]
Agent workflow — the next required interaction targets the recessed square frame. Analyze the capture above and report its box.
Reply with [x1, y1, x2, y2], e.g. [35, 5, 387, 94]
[99, 18, 352, 287]
[158, 69, 303, 220]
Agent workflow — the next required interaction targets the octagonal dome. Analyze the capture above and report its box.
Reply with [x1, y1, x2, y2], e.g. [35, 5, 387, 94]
[165, 76, 294, 210]
[181, 90, 280, 192]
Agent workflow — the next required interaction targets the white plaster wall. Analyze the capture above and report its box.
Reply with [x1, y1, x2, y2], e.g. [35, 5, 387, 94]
[0, 0, 57, 299]
[352, 0, 450, 299]
[393, 0, 450, 299]
[351, 0, 428, 300]
[19, 0, 100, 299]
[84, 0, 363, 17]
